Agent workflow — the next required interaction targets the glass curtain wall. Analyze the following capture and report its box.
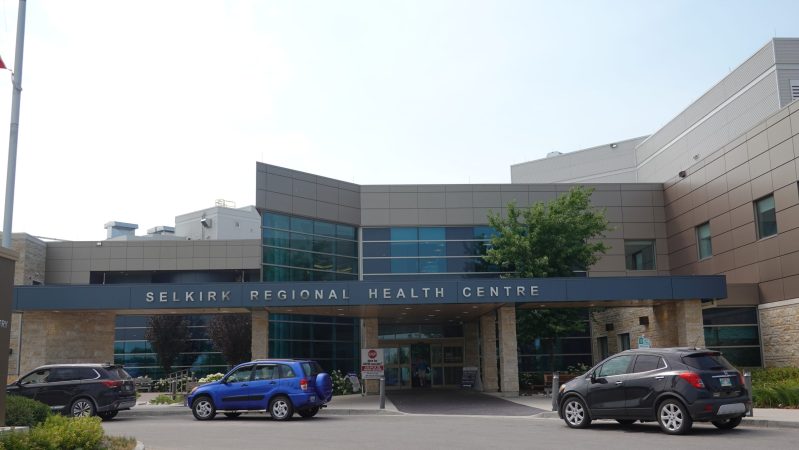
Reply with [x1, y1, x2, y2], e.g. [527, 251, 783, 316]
[261, 211, 361, 373]
[362, 226, 502, 280]
[114, 315, 228, 379]
[703, 307, 762, 367]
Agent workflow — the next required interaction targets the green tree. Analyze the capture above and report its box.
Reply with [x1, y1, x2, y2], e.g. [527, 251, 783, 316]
[484, 186, 610, 372]
[484, 186, 610, 277]
[145, 315, 191, 376]
[208, 314, 252, 367]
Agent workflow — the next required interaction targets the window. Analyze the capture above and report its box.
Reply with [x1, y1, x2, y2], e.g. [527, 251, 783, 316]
[632, 355, 663, 373]
[226, 365, 254, 383]
[20, 370, 50, 385]
[253, 365, 276, 381]
[696, 222, 712, 260]
[597, 355, 633, 377]
[755, 195, 777, 239]
[619, 333, 631, 351]
[624, 240, 656, 270]
[597, 336, 609, 360]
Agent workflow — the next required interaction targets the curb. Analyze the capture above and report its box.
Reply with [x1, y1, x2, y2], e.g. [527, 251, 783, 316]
[741, 418, 799, 429]
[123, 407, 401, 417]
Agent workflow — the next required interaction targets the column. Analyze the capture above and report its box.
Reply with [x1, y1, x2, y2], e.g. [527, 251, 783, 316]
[675, 299, 705, 347]
[497, 306, 519, 395]
[251, 310, 269, 360]
[480, 312, 499, 392]
[463, 321, 480, 368]
[361, 318, 379, 393]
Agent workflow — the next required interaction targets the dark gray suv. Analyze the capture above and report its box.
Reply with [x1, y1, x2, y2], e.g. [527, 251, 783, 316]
[6, 363, 137, 420]
[557, 348, 750, 434]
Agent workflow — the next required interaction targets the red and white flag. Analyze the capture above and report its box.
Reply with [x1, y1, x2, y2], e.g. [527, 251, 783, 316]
[0, 55, 6, 70]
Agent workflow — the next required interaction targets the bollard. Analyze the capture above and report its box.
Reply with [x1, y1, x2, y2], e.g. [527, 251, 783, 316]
[551, 372, 560, 412]
[744, 371, 753, 417]
[379, 378, 386, 410]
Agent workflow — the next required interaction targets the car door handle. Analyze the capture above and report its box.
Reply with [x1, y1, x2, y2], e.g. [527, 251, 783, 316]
[241, 383, 248, 387]
[269, 381, 277, 385]
[655, 376, 665, 380]
[615, 381, 623, 385]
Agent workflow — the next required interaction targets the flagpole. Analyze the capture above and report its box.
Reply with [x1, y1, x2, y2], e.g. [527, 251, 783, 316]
[2, 0, 26, 249]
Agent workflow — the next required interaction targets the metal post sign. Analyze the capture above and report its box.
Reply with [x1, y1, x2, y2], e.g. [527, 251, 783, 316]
[360, 348, 384, 380]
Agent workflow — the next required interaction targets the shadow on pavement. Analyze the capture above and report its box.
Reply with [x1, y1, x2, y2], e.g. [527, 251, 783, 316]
[386, 389, 545, 416]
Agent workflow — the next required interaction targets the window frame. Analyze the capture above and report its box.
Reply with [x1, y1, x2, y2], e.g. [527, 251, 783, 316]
[624, 240, 656, 271]
[696, 222, 712, 260]
[754, 194, 778, 240]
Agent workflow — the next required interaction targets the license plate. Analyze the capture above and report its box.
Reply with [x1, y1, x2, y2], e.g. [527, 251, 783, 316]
[719, 377, 732, 387]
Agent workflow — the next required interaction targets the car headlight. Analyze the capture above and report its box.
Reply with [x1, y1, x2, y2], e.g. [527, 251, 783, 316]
[558, 384, 566, 394]
[189, 386, 199, 395]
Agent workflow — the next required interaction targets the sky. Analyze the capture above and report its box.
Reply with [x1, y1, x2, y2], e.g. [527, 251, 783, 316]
[1, 0, 799, 241]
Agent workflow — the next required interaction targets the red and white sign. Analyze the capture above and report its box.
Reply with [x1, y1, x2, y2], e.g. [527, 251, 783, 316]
[361, 348, 385, 380]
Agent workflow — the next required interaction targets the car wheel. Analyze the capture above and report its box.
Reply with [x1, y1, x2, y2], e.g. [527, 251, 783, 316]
[657, 399, 693, 435]
[298, 406, 320, 418]
[70, 398, 96, 418]
[224, 412, 242, 419]
[615, 419, 636, 425]
[192, 396, 216, 421]
[269, 396, 294, 421]
[712, 416, 742, 430]
[562, 397, 591, 429]
[98, 410, 118, 421]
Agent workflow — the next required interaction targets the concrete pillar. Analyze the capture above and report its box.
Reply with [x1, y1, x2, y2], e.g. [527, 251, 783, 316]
[361, 318, 379, 393]
[251, 310, 269, 360]
[463, 321, 480, 367]
[497, 306, 519, 395]
[480, 312, 499, 392]
[651, 300, 704, 347]
[675, 299, 705, 347]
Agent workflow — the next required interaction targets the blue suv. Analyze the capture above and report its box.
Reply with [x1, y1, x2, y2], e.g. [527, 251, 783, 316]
[187, 359, 333, 421]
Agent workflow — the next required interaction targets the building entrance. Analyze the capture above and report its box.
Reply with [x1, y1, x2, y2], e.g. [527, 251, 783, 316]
[381, 340, 464, 390]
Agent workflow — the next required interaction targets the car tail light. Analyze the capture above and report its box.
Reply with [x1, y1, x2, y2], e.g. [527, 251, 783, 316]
[738, 373, 745, 386]
[101, 380, 123, 389]
[300, 378, 308, 391]
[678, 372, 705, 389]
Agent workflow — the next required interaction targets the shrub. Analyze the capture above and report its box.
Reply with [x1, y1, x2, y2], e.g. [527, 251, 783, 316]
[4, 394, 52, 427]
[198, 372, 225, 384]
[749, 367, 799, 408]
[150, 393, 185, 405]
[330, 370, 354, 395]
[0, 415, 104, 450]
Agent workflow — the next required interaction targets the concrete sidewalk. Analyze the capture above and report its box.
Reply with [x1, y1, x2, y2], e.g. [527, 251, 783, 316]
[128, 391, 799, 429]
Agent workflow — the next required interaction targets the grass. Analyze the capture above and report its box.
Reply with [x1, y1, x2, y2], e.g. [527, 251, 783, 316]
[101, 436, 138, 450]
[749, 367, 799, 409]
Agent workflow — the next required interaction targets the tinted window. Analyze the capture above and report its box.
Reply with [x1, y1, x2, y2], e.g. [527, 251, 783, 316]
[49, 367, 82, 382]
[597, 355, 633, 377]
[755, 195, 777, 239]
[682, 353, 735, 370]
[106, 367, 130, 380]
[632, 355, 663, 373]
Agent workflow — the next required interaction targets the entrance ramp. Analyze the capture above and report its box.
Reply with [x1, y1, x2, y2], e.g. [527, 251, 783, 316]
[386, 389, 545, 416]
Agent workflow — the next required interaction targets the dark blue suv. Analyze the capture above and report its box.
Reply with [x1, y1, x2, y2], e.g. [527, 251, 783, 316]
[187, 359, 333, 421]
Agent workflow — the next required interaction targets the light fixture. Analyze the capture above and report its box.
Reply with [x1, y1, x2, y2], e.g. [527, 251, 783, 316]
[610, 143, 618, 148]
[678, 170, 687, 178]
[95, 242, 102, 247]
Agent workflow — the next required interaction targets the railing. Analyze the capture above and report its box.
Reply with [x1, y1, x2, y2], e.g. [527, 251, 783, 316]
[164, 369, 195, 398]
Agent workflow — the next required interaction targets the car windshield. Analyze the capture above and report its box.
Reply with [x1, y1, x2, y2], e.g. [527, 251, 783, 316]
[682, 353, 735, 370]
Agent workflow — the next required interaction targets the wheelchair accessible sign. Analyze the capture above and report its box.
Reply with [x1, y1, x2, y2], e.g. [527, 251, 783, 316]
[637, 335, 651, 348]
[361, 348, 385, 380]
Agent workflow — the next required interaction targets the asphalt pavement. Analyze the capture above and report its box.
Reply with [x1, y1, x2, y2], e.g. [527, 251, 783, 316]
[130, 389, 799, 429]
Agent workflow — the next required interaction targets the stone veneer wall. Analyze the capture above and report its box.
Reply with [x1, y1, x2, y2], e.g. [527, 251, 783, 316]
[759, 299, 799, 366]
[251, 310, 269, 360]
[590, 301, 705, 361]
[17, 311, 116, 376]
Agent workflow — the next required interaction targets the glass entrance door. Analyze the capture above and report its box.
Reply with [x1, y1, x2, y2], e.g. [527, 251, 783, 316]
[410, 343, 431, 388]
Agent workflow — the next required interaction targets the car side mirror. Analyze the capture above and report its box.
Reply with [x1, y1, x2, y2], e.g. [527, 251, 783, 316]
[590, 372, 597, 383]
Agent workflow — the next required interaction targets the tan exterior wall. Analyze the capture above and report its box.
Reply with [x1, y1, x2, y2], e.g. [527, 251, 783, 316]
[665, 102, 799, 304]
[17, 311, 116, 376]
[497, 306, 519, 394]
[44, 239, 261, 284]
[759, 299, 799, 367]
